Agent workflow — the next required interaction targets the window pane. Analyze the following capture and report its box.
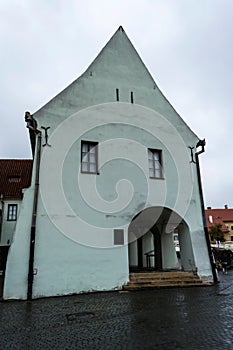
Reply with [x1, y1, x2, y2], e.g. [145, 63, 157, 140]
[148, 150, 153, 160]
[90, 153, 96, 162]
[155, 169, 161, 178]
[149, 160, 154, 168]
[153, 152, 159, 161]
[82, 144, 88, 152]
[90, 163, 96, 172]
[82, 163, 88, 172]
[155, 161, 161, 170]
[82, 153, 88, 162]
[149, 168, 154, 177]
[90, 146, 96, 153]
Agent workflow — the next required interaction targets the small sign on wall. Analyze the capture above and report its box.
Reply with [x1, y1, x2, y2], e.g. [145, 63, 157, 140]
[114, 229, 124, 245]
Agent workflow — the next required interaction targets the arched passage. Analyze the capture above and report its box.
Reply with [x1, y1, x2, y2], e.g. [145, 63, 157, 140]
[128, 206, 195, 272]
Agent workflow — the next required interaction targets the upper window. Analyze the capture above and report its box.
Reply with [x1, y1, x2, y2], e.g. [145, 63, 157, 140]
[81, 141, 98, 174]
[148, 149, 163, 179]
[7, 204, 17, 221]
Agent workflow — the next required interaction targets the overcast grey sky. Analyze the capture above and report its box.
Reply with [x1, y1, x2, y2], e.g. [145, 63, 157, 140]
[1, 0, 232, 209]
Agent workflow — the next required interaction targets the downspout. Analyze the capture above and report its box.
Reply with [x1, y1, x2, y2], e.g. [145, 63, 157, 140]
[0, 194, 4, 242]
[195, 139, 218, 283]
[25, 112, 42, 300]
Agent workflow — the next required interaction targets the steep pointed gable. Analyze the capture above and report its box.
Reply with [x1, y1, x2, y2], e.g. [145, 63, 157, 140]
[33, 26, 199, 142]
[81, 26, 156, 88]
[34, 25, 157, 115]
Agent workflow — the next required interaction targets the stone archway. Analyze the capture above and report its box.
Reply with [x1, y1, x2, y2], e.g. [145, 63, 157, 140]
[128, 206, 195, 272]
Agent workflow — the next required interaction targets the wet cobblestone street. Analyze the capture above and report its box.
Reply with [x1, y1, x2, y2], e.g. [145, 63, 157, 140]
[1, 271, 233, 350]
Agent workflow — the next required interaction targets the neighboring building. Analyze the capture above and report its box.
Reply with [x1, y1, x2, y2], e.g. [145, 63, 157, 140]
[3, 26, 215, 300]
[0, 160, 32, 245]
[0, 160, 32, 273]
[206, 206, 233, 242]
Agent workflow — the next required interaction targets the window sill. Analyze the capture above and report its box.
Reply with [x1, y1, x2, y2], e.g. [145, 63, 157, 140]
[81, 171, 99, 175]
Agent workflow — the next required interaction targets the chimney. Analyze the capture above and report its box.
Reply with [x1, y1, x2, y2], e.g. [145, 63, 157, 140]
[207, 206, 211, 210]
[224, 204, 228, 209]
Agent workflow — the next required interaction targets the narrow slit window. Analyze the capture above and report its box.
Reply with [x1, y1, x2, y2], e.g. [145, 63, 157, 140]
[116, 88, 119, 101]
[131, 91, 134, 103]
[81, 141, 98, 174]
[7, 204, 17, 221]
[148, 149, 163, 179]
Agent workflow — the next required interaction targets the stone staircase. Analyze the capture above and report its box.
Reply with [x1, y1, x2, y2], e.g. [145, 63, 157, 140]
[123, 271, 212, 290]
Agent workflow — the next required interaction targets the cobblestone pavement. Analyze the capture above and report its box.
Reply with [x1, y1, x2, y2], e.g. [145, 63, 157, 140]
[1, 271, 233, 350]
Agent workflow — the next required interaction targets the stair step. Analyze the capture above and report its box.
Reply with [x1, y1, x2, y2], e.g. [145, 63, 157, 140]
[123, 271, 212, 291]
[130, 272, 195, 278]
[128, 280, 202, 286]
[130, 275, 200, 281]
[124, 282, 207, 290]
[129, 279, 201, 284]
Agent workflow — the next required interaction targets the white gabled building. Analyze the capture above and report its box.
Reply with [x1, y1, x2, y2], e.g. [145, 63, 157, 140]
[3, 26, 216, 300]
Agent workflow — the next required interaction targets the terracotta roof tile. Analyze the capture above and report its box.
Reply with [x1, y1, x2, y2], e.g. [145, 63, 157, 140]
[0, 159, 33, 198]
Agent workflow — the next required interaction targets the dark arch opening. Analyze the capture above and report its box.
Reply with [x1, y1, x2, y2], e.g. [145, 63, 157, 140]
[128, 206, 195, 272]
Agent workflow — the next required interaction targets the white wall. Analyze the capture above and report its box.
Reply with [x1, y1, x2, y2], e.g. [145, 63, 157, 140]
[4, 104, 212, 299]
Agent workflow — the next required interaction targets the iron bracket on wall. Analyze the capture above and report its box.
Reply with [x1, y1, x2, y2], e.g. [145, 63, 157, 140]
[41, 126, 51, 147]
[188, 146, 196, 163]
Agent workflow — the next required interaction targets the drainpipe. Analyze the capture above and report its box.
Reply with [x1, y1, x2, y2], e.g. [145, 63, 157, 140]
[195, 139, 218, 283]
[25, 112, 42, 300]
[0, 194, 4, 243]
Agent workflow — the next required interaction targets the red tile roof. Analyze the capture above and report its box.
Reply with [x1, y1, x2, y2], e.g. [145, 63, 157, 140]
[0, 160, 33, 198]
[205, 208, 233, 232]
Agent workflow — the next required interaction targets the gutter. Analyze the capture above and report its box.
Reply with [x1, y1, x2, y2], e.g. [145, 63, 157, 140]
[25, 112, 42, 300]
[195, 139, 218, 283]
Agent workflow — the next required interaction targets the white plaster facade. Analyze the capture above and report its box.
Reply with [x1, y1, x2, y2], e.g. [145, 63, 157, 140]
[4, 27, 214, 300]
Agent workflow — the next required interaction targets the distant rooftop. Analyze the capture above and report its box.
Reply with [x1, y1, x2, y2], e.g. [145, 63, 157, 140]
[0, 159, 32, 198]
[205, 206, 233, 232]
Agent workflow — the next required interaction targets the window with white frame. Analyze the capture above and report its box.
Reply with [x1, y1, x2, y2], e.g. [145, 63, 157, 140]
[81, 141, 98, 174]
[148, 149, 163, 179]
[7, 204, 17, 221]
